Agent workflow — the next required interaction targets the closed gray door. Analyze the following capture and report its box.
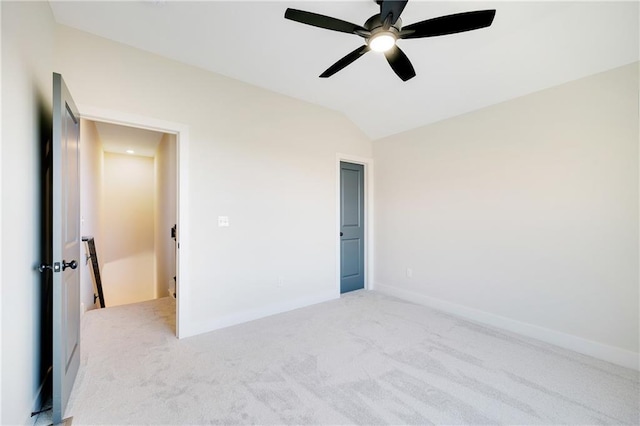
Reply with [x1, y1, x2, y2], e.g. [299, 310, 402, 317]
[340, 162, 365, 293]
[52, 73, 81, 423]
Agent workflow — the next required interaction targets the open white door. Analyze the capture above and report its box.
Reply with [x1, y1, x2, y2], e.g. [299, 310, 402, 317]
[51, 72, 81, 423]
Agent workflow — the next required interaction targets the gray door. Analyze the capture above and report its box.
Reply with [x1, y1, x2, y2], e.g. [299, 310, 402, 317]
[340, 162, 365, 293]
[52, 73, 81, 423]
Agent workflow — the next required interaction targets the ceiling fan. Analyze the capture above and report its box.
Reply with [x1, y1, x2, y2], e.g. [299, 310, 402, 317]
[284, 0, 496, 81]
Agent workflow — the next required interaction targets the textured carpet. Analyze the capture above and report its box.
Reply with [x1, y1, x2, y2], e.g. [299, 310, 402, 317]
[65, 291, 639, 425]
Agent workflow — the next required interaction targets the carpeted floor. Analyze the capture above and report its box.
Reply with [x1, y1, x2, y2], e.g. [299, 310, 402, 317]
[65, 290, 639, 425]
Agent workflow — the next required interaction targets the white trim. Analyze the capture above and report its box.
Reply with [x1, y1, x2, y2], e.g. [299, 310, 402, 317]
[376, 283, 639, 370]
[0, 3, 3, 421]
[181, 290, 336, 338]
[336, 154, 375, 295]
[78, 105, 190, 339]
[637, 20, 640, 375]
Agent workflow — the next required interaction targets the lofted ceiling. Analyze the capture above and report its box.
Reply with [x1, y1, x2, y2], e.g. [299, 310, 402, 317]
[50, 1, 639, 140]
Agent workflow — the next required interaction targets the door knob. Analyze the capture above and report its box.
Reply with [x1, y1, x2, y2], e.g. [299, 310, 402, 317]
[62, 259, 78, 271]
[340, 232, 344, 236]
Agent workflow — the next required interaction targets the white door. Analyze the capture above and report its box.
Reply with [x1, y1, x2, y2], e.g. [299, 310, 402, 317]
[51, 72, 81, 423]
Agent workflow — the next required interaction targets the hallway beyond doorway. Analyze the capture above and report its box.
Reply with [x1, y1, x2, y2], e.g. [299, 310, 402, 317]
[80, 120, 177, 309]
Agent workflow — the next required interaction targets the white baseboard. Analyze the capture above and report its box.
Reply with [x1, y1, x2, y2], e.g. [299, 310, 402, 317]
[375, 283, 639, 371]
[180, 290, 339, 338]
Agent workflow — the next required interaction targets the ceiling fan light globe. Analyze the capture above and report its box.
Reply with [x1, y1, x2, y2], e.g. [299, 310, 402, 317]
[369, 33, 395, 52]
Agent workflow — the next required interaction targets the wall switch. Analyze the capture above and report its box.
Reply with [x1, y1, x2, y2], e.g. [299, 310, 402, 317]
[218, 216, 229, 227]
[277, 276, 284, 287]
[406, 268, 413, 278]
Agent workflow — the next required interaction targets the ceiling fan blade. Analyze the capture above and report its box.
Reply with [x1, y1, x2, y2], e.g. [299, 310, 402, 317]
[285, 8, 366, 35]
[400, 10, 496, 39]
[320, 45, 370, 78]
[384, 45, 416, 81]
[380, 0, 408, 26]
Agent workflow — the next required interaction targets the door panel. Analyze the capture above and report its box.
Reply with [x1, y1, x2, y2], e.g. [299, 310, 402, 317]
[52, 73, 81, 423]
[341, 239, 361, 278]
[341, 168, 361, 227]
[340, 162, 365, 293]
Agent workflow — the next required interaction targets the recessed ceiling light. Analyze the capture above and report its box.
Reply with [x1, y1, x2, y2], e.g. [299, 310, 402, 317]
[126, 150, 135, 154]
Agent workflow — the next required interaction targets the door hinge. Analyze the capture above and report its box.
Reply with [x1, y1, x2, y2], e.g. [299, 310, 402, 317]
[38, 262, 61, 273]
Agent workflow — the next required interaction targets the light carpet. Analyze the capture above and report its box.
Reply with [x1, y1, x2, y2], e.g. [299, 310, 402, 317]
[65, 290, 639, 425]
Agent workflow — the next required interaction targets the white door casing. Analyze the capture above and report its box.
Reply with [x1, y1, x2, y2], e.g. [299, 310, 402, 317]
[78, 106, 188, 337]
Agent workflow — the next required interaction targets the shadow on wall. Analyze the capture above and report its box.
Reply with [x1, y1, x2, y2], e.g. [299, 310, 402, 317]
[36, 87, 53, 412]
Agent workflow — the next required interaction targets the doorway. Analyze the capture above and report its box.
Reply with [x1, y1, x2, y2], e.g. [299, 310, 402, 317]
[79, 119, 178, 314]
[335, 153, 375, 295]
[340, 162, 365, 293]
[79, 107, 188, 338]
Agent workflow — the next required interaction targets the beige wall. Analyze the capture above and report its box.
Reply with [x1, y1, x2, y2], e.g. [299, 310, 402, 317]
[373, 63, 639, 368]
[154, 133, 177, 298]
[55, 25, 373, 336]
[79, 119, 104, 311]
[1, 1, 56, 423]
[102, 152, 156, 306]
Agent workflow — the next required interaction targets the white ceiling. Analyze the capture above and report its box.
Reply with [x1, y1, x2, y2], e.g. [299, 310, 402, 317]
[50, 1, 639, 140]
[95, 121, 164, 157]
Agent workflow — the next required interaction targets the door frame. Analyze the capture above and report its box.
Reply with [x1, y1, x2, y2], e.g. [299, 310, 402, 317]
[336, 154, 374, 294]
[79, 105, 189, 338]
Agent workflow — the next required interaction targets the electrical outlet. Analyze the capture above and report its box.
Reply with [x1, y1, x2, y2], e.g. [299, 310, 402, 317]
[406, 268, 413, 278]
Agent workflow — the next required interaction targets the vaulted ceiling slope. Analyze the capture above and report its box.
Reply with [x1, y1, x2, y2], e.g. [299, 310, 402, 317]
[49, 1, 639, 140]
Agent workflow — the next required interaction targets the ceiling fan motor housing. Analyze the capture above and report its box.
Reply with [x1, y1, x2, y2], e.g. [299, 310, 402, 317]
[363, 15, 402, 49]
[364, 14, 402, 32]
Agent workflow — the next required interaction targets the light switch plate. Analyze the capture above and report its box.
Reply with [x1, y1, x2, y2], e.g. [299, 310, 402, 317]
[218, 216, 229, 227]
